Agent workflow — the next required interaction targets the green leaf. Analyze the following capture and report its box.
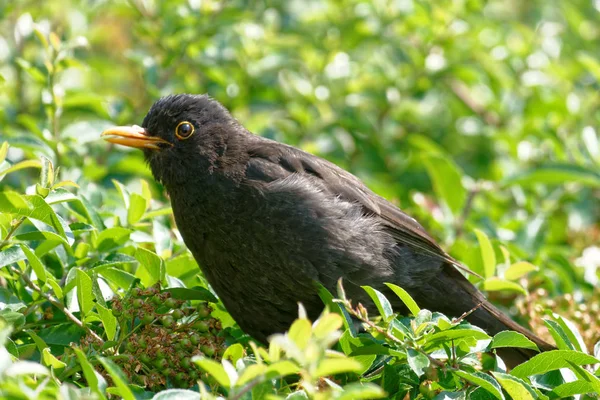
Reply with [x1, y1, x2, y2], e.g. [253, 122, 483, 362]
[98, 357, 135, 400]
[0, 193, 66, 238]
[39, 156, 54, 188]
[550, 380, 597, 398]
[76, 269, 94, 316]
[422, 153, 466, 215]
[96, 303, 117, 341]
[490, 331, 539, 352]
[504, 261, 537, 281]
[314, 358, 363, 377]
[474, 229, 496, 279]
[42, 347, 66, 369]
[337, 382, 387, 400]
[0, 246, 26, 268]
[98, 267, 136, 289]
[19, 244, 47, 283]
[565, 361, 600, 395]
[95, 227, 131, 252]
[288, 318, 312, 349]
[453, 369, 504, 400]
[0, 159, 42, 179]
[26, 329, 48, 353]
[0, 288, 26, 312]
[312, 312, 343, 339]
[0, 310, 26, 328]
[134, 247, 164, 286]
[265, 360, 299, 378]
[236, 363, 267, 387]
[482, 278, 527, 295]
[46, 276, 63, 299]
[38, 323, 85, 346]
[151, 389, 201, 400]
[544, 319, 575, 351]
[407, 349, 429, 377]
[553, 315, 587, 354]
[127, 193, 147, 225]
[426, 325, 490, 345]
[503, 164, 600, 188]
[491, 372, 535, 400]
[385, 283, 420, 316]
[511, 350, 600, 379]
[15, 230, 70, 248]
[222, 343, 244, 364]
[74, 347, 106, 400]
[361, 286, 393, 321]
[193, 357, 231, 387]
[316, 282, 356, 336]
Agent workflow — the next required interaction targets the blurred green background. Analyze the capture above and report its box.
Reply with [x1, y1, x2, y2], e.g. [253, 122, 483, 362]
[1, 0, 599, 342]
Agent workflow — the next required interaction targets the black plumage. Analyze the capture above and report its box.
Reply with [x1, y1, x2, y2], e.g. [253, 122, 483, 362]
[102, 94, 553, 367]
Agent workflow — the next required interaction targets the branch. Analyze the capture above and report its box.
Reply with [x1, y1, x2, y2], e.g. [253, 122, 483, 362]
[343, 302, 447, 369]
[454, 186, 480, 239]
[0, 217, 26, 250]
[449, 79, 501, 127]
[10, 266, 105, 345]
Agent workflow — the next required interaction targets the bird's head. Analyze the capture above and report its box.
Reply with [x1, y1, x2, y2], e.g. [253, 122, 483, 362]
[102, 94, 237, 186]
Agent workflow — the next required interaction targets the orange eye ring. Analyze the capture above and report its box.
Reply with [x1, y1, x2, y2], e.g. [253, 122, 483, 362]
[175, 121, 195, 140]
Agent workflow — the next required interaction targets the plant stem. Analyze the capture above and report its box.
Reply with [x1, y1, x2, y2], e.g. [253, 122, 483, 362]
[10, 266, 105, 345]
[0, 216, 26, 250]
[454, 186, 480, 239]
[343, 301, 447, 369]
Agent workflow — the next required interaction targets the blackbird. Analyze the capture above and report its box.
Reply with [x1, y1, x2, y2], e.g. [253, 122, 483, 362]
[102, 94, 553, 367]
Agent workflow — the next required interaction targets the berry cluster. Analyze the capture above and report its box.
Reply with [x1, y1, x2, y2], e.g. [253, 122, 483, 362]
[91, 285, 225, 391]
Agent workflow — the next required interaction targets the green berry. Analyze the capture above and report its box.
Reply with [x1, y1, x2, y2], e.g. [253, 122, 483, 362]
[201, 344, 215, 357]
[125, 341, 136, 352]
[180, 338, 192, 348]
[154, 358, 168, 369]
[156, 348, 167, 359]
[141, 313, 154, 325]
[132, 298, 144, 308]
[190, 334, 201, 346]
[193, 320, 210, 332]
[161, 315, 174, 327]
[197, 303, 211, 318]
[165, 298, 177, 308]
[140, 354, 151, 364]
[131, 288, 142, 297]
[172, 309, 184, 319]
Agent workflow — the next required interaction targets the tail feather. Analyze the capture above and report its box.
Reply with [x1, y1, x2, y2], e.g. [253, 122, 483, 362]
[412, 264, 555, 368]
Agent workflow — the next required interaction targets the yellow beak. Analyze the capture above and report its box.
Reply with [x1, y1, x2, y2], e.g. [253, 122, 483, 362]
[101, 125, 172, 150]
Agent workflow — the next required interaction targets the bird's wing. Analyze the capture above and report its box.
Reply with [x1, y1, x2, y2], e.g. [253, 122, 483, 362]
[245, 138, 479, 278]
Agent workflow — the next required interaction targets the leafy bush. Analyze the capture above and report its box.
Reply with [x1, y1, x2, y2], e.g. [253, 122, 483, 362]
[1, 0, 599, 399]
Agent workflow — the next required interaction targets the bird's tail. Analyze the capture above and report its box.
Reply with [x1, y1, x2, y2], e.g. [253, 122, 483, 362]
[419, 264, 554, 368]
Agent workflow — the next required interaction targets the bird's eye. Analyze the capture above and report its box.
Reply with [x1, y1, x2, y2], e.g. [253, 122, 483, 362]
[175, 121, 195, 140]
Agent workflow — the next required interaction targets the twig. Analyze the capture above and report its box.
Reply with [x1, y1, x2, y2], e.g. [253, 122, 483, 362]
[451, 302, 485, 325]
[10, 266, 105, 345]
[230, 377, 266, 400]
[0, 217, 26, 250]
[449, 79, 501, 127]
[343, 302, 447, 369]
[454, 186, 480, 239]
